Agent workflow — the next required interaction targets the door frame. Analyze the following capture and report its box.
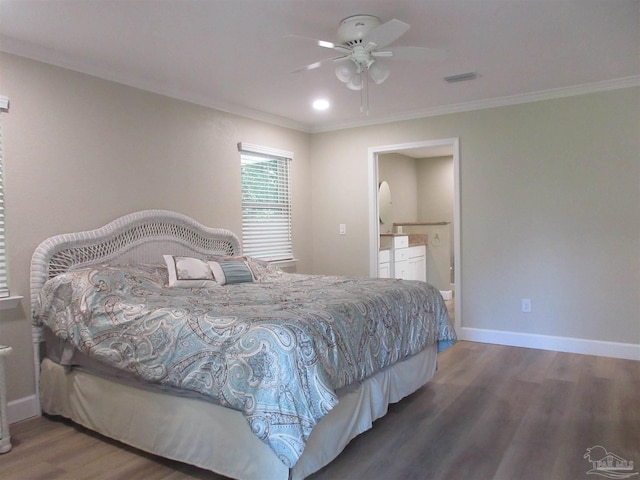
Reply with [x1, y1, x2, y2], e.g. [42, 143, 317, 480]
[368, 138, 461, 332]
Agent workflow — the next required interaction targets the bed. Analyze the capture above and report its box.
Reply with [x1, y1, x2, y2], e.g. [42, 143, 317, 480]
[30, 210, 456, 480]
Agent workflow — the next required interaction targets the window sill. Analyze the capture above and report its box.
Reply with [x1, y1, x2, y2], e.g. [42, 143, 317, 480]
[269, 258, 298, 269]
[0, 296, 22, 311]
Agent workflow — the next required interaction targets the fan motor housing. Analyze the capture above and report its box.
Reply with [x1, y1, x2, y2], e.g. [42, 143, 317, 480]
[337, 15, 381, 46]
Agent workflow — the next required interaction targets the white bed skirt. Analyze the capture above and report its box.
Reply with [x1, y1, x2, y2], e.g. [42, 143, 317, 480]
[40, 344, 438, 480]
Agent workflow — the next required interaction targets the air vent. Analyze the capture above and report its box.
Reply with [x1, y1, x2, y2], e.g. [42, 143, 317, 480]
[444, 72, 478, 83]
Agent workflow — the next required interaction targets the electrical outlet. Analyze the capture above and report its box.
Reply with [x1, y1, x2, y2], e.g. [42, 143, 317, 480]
[521, 298, 532, 313]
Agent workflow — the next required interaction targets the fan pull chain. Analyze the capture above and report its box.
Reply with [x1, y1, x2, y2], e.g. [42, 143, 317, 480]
[365, 74, 370, 116]
[360, 71, 370, 116]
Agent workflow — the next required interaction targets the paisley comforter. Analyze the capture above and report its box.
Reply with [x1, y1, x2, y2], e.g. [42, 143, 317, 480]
[34, 261, 456, 467]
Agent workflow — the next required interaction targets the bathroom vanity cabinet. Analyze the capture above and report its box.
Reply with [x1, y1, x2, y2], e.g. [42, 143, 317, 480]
[379, 235, 426, 281]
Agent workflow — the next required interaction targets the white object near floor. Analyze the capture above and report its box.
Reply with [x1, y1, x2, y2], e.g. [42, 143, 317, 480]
[0, 345, 12, 453]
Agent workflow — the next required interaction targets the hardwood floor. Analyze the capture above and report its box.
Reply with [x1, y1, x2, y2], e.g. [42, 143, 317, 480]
[1, 341, 638, 479]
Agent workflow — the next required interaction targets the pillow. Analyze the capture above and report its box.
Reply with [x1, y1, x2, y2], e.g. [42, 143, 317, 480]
[208, 259, 254, 285]
[244, 257, 285, 282]
[208, 255, 284, 282]
[163, 255, 218, 288]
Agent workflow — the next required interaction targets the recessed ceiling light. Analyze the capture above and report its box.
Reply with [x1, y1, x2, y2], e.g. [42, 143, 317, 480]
[312, 99, 330, 111]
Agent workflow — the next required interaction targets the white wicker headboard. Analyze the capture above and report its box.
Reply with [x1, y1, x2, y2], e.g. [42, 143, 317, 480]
[30, 209, 241, 312]
[30, 209, 241, 414]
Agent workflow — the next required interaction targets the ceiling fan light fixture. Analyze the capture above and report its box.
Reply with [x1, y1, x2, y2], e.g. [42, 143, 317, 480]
[346, 72, 363, 91]
[293, 14, 440, 106]
[368, 61, 390, 84]
[335, 61, 357, 83]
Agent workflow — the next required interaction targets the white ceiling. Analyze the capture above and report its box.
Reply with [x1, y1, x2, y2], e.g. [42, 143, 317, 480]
[1, 0, 638, 133]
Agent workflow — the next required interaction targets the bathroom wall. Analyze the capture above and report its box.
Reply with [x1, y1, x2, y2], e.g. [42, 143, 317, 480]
[377, 153, 417, 232]
[417, 156, 454, 223]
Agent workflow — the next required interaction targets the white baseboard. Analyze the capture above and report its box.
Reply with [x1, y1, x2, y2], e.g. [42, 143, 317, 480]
[461, 327, 640, 361]
[8, 394, 39, 424]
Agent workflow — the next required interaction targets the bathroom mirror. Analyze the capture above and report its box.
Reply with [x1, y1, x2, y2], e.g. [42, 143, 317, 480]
[378, 180, 391, 224]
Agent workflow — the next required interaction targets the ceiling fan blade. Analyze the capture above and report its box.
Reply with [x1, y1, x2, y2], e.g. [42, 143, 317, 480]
[331, 45, 352, 54]
[363, 41, 378, 53]
[385, 46, 447, 61]
[284, 34, 352, 54]
[284, 34, 333, 48]
[361, 19, 410, 49]
[290, 55, 348, 73]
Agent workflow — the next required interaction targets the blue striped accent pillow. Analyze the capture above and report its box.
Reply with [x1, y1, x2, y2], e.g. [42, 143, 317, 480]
[216, 260, 254, 284]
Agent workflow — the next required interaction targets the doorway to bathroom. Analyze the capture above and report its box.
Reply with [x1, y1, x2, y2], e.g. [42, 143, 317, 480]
[368, 138, 460, 332]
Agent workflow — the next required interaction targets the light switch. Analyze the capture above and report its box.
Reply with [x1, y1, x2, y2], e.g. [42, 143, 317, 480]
[339, 224, 346, 235]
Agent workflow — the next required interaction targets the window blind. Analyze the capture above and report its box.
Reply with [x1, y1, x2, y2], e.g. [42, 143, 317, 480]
[238, 142, 293, 262]
[0, 96, 9, 297]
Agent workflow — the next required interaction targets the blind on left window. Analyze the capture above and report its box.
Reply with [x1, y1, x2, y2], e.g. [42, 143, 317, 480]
[0, 96, 10, 297]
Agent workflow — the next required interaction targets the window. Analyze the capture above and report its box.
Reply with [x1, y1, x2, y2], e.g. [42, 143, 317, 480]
[0, 96, 9, 298]
[238, 142, 293, 262]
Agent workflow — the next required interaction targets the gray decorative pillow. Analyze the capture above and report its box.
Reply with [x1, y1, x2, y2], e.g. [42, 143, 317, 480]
[209, 259, 254, 285]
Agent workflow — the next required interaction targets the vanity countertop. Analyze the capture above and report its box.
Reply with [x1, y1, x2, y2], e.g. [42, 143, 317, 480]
[380, 233, 427, 249]
[407, 233, 427, 246]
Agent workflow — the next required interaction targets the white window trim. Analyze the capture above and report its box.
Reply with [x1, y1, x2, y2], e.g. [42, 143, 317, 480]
[0, 95, 22, 309]
[238, 142, 293, 161]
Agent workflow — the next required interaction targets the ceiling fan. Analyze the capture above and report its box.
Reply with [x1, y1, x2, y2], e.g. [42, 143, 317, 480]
[291, 14, 446, 91]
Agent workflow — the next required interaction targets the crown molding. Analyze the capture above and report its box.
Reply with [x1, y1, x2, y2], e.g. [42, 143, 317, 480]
[310, 75, 640, 133]
[0, 36, 309, 132]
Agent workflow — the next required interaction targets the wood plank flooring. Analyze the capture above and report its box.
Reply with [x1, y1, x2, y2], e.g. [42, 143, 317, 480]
[1, 341, 638, 480]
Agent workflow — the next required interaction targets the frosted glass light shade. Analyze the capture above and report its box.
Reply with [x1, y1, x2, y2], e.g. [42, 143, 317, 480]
[346, 73, 363, 90]
[335, 61, 357, 83]
[368, 61, 390, 84]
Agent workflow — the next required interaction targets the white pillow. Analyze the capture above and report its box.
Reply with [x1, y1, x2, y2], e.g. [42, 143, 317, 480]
[163, 255, 218, 288]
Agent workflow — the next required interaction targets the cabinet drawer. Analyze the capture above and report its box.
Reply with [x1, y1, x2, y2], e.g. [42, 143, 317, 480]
[395, 248, 409, 262]
[378, 249, 390, 263]
[393, 236, 408, 249]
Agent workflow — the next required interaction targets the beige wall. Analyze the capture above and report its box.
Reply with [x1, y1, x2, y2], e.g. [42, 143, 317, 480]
[310, 87, 640, 346]
[0, 53, 312, 404]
